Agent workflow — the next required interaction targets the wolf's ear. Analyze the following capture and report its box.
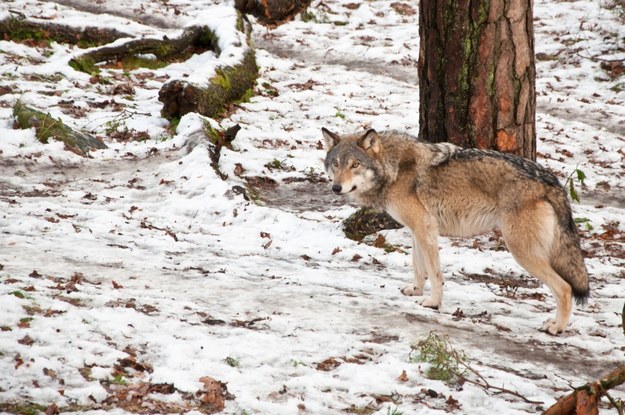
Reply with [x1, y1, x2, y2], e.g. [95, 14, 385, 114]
[321, 128, 340, 150]
[358, 129, 380, 155]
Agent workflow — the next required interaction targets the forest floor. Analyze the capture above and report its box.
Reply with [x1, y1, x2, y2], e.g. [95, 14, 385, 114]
[0, 0, 624, 414]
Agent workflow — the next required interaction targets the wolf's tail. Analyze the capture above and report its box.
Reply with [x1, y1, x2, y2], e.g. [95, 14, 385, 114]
[547, 189, 590, 304]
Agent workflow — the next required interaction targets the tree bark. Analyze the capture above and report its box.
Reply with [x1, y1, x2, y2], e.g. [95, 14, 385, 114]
[418, 0, 536, 159]
[542, 366, 625, 415]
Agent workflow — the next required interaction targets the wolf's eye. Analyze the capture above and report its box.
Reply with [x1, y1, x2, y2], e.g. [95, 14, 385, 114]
[351, 162, 360, 168]
[332, 160, 339, 168]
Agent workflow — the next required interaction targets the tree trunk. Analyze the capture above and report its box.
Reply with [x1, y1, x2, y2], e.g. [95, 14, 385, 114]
[418, 0, 536, 159]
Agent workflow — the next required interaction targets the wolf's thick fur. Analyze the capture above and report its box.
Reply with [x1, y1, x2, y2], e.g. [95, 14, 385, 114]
[322, 128, 589, 334]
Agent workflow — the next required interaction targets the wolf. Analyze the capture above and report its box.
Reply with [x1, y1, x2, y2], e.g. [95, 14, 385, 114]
[322, 128, 589, 335]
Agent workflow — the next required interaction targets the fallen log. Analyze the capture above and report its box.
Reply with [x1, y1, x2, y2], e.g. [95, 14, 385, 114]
[542, 366, 625, 415]
[158, 11, 258, 119]
[158, 48, 256, 119]
[68, 25, 216, 74]
[13, 101, 107, 156]
[0, 15, 130, 46]
[65, 8, 257, 120]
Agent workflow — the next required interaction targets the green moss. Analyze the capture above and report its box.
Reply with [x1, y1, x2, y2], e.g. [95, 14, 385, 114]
[235, 15, 245, 33]
[2, 18, 51, 45]
[203, 122, 221, 145]
[69, 56, 99, 75]
[156, 43, 176, 57]
[211, 68, 231, 89]
[0, 402, 48, 415]
[119, 56, 168, 70]
[196, 29, 215, 48]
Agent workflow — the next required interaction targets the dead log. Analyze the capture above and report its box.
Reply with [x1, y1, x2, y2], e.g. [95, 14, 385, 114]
[234, 0, 313, 26]
[68, 26, 217, 74]
[0, 15, 130, 46]
[64, 10, 257, 120]
[542, 366, 625, 415]
[158, 48, 257, 119]
[12, 102, 107, 156]
[158, 12, 258, 119]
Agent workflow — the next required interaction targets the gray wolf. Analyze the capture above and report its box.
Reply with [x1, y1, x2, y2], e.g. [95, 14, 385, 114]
[322, 128, 589, 335]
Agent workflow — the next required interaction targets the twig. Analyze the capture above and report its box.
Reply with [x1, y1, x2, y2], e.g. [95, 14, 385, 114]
[605, 391, 624, 415]
[460, 362, 544, 405]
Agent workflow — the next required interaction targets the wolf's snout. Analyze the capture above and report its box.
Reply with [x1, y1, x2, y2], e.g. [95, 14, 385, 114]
[331, 184, 342, 194]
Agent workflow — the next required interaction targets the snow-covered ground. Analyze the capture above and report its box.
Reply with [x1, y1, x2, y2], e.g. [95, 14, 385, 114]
[0, 0, 624, 414]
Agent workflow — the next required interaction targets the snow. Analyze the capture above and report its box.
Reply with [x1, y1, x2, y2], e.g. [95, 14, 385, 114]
[0, 0, 624, 414]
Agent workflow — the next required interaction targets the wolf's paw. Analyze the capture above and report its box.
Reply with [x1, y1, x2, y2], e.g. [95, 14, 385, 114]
[400, 285, 423, 296]
[418, 296, 440, 310]
[541, 319, 564, 335]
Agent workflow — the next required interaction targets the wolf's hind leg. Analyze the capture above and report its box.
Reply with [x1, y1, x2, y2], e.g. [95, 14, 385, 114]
[501, 202, 573, 334]
[400, 235, 427, 296]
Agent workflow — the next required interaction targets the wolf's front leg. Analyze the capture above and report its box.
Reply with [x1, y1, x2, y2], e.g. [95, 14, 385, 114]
[403, 215, 443, 309]
[401, 235, 427, 296]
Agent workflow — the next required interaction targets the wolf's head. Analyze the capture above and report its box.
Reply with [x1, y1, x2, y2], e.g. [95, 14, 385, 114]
[322, 128, 383, 197]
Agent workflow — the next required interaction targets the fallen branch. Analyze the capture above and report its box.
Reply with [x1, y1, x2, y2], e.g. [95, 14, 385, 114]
[542, 366, 625, 415]
[68, 25, 216, 74]
[0, 15, 130, 46]
[158, 11, 258, 119]
[12, 102, 107, 156]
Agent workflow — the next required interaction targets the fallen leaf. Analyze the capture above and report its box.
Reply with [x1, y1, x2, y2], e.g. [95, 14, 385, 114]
[43, 368, 58, 379]
[373, 234, 386, 248]
[316, 357, 341, 371]
[446, 395, 462, 410]
[198, 376, 227, 411]
[45, 402, 59, 415]
[397, 370, 409, 382]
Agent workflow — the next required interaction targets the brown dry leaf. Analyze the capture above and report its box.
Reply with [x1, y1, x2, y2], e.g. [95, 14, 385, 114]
[18, 335, 34, 346]
[446, 395, 462, 410]
[234, 163, 245, 177]
[198, 376, 226, 411]
[45, 403, 59, 415]
[14, 354, 24, 369]
[373, 234, 386, 248]
[316, 357, 341, 371]
[390, 2, 416, 15]
[397, 370, 409, 382]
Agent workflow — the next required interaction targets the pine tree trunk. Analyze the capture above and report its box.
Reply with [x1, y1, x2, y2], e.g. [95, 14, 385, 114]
[418, 0, 536, 160]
